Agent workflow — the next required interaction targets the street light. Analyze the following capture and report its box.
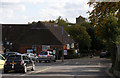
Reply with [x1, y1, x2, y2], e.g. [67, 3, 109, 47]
[62, 25, 64, 62]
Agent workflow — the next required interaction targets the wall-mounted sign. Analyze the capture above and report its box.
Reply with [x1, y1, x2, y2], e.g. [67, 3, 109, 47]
[64, 50, 67, 55]
[67, 44, 70, 49]
[71, 43, 74, 49]
[42, 45, 50, 51]
[75, 49, 78, 54]
[53, 50, 56, 54]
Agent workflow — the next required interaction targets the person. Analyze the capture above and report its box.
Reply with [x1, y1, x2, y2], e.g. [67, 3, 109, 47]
[90, 53, 93, 58]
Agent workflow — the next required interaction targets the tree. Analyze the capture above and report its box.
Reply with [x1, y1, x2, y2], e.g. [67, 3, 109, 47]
[66, 25, 91, 52]
[32, 21, 37, 24]
[48, 20, 55, 23]
[88, 2, 120, 68]
[88, 2, 120, 26]
[80, 22, 105, 51]
[55, 16, 69, 26]
[97, 15, 118, 67]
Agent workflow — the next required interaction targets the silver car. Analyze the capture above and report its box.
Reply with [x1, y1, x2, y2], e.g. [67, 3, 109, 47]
[37, 51, 56, 63]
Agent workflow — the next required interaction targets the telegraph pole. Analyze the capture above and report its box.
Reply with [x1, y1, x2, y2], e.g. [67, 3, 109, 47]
[62, 25, 64, 62]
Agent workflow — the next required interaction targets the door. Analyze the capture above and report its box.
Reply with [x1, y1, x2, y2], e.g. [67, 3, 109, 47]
[0, 55, 5, 69]
[23, 56, 32, 69]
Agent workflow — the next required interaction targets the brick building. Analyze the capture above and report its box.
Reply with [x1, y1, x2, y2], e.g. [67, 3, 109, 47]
[2, 21, 75, 54]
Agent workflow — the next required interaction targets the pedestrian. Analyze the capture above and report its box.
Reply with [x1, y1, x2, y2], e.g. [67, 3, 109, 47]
[90, 53, 93, 58]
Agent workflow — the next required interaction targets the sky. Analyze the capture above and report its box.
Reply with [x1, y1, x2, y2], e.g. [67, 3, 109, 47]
[0, 0, 93, 24]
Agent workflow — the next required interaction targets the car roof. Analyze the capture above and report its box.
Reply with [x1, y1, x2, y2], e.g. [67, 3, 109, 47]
[6, 52, 19, 53]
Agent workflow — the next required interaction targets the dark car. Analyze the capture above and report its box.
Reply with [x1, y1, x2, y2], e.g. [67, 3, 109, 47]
[100, 52, 107, 58]
[2, 52, 21, 59]
[4, 54, 35, 73]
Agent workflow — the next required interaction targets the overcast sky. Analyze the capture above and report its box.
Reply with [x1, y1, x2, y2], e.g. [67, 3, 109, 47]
[0, 0, 93, 24]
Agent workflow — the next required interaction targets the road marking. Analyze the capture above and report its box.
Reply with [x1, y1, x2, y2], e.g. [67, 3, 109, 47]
[1, 67, 52, 76]
[32, 67, 51, 74]
[75, 62, 79, 64]
[25, 67, 51, 75]
[82, 69, 100, 72]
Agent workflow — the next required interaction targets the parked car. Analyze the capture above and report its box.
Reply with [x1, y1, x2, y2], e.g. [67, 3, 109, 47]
[0, 54, 6, 69]
[37, 51, 56, 63]
[100, 52, 107, 58]
[4, 54, 35, 73]
[2, 52, 21, 59]
[26, 53, 38, 62]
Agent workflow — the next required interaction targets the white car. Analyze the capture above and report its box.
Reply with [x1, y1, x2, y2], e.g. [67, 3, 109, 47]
[25, 53, 38, 62]
[37, 51, 56, 63]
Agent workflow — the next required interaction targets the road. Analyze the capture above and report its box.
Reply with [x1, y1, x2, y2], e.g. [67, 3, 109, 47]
[0, 57, 111, 78]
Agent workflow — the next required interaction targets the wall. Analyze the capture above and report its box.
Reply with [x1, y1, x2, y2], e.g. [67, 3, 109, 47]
[18, 45, 62, 54]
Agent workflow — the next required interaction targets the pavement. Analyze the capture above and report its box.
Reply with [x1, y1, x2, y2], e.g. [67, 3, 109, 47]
[0, 57, 112, 78]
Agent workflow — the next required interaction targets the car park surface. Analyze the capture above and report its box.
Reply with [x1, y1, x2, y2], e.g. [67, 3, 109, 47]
[1, 57, 111, 78]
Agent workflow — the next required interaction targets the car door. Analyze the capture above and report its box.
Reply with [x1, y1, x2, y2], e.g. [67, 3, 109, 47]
[49, 52, 54, 60]
[0, 55, 5, 69]
[23, 56, 32, 69]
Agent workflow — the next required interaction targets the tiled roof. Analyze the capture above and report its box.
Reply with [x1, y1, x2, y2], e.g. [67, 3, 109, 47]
[2, 21, 74, 46]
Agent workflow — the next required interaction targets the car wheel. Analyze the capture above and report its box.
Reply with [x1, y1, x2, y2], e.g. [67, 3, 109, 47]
[48, 60, 51, 63]
[31, 64, 35, 71]
[45, 61, 47, 63]
[54, 60, 56, 62]
[23, 66, 27, 73]
[39, 60, 41, 63]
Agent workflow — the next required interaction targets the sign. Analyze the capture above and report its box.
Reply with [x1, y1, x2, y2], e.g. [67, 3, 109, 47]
[71, 43, 74, 49]
[75, 49, 78, 54]
[27, 49, 33, 53]
[53, 50, 56, 54]
[64, 50, 67, 55]
[67, 44, 70, 49]
[42, 45, 50, 51]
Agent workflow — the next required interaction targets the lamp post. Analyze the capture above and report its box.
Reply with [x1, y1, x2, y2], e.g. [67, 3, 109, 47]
[62, 25, 64, 62]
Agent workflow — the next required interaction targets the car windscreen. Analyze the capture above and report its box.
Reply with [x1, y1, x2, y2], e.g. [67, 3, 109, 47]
[101, 52, 106, 54]
[39, 52, 48, 55]
[0, 55, 4, 60]
[5, 53, 15, 56]
[7, 55, 21, 61]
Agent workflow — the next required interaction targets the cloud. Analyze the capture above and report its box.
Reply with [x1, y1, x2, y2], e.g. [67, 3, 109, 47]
[1, 0, 44, 4]
[0, 0, 93, 24]
[38, 0, 92, 23]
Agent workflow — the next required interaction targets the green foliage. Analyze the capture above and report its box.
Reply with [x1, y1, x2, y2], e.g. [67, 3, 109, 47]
[98, 15, 118, 42]
[97, 15, 119, 67]
[88, 2, 119, 26]
[66, 25, 91, 51]
[48, 20, 55, 23]
[81, 22, 105, 51]
[32, 21, 37, 24]
[80, 21, 90, 28]
[55, 16, 69, 26]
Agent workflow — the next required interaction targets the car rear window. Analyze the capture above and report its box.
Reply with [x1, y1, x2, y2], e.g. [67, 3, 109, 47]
[7, 55, 21, 61]
[39, 52, 48, 55]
